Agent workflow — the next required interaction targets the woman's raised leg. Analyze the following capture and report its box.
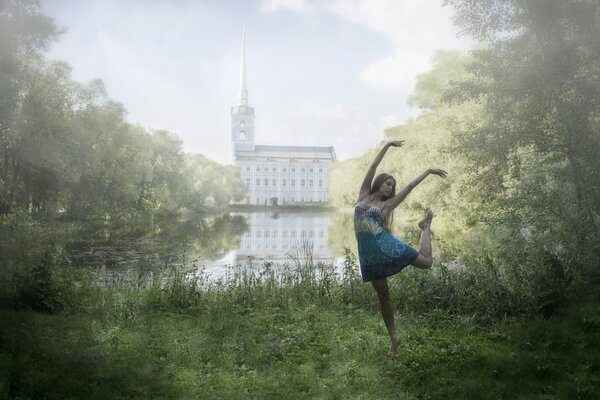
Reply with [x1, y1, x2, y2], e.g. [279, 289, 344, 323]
[412, 210, 433, 269]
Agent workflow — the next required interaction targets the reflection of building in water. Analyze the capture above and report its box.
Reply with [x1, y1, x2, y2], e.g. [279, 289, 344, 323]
[233, 212, 333, 264]
[230, 29, 336, 205]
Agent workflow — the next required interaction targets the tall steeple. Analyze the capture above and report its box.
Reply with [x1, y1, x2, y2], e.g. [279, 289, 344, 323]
[238, 24, 248, 106]
[230, 25, 255, 162]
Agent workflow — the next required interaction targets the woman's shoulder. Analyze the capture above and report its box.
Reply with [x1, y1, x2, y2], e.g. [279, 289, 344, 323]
[380, 200, 391, 215]
[356, 192, 368, 203]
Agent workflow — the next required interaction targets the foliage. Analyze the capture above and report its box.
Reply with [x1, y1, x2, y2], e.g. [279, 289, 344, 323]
[0, 0, 244, 220]
[442, 0, 600, 267]
[327, 0, 600, 305]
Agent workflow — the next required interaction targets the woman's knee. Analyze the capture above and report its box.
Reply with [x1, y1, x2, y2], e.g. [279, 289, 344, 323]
[371, 279, 390, 301]
[413, 254, 432, 269]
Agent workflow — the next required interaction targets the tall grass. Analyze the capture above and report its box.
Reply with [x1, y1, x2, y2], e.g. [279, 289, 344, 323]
[0, 236, 584, 322]
[1, 240, 599, 399]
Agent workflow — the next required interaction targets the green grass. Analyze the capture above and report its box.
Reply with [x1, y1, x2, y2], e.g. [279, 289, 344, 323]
[1, 278, 599, 399]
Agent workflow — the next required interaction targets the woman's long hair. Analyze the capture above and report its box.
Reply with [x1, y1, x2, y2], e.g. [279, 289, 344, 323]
[370, 173, 396, 231]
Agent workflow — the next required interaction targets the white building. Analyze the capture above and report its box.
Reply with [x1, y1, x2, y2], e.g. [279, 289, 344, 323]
[231, 30, 336, 206]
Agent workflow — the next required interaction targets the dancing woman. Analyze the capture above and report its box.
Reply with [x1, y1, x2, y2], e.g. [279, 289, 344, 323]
[354, 140, 447, 355]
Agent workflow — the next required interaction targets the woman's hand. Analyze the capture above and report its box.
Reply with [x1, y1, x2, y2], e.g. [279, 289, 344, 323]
[387, 140, 405, 148]
[428, 168, 448, 178]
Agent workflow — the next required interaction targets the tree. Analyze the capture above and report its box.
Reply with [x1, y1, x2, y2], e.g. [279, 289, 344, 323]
[0, 0, 247, 219]
[443, 0, 600, 263]
[0, 0, 62, 213]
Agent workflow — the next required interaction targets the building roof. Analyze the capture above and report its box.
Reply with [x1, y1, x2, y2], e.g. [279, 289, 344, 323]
[235, 145, 336, 162]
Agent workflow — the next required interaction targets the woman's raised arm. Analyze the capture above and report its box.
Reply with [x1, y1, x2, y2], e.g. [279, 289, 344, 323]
[358, 141, 404, 201]
[382, 168, 447, 214]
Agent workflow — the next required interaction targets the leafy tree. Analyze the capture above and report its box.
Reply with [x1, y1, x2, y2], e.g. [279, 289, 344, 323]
[443, 0, 600, 264]
[0, 0, 246, 220]
[0, 0, 62, 214]
[180, 154, 245, 213]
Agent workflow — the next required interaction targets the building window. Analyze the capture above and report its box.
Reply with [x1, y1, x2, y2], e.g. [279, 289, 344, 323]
[291, 179, 296, 187]
[283, 179, 287, 187]
[264, 179, 268, 186]
[283, 167, 287, 172]
[256, 178, 260, 186]
[291, 167, 296, 172]
[301, 168, 306, 173]
[246, 166, 250, 171]
[309, 180, 313, 187]
[272, 167, 276, 172]
[319, 179, 323, 187]
[245, 178, 250, 185]
[272, 179, 277, 186]
[301, 179, 306, 187]
[240, 120, 246, 128]
[239, 131, 246, 140]
[283, 230, 288, 238]
[319, 168, 323, 173]
[265, 230, 270, 238]
[264, 166, 269, 172]
[256, 166, 260, 172]
[309, 168, 313, 173]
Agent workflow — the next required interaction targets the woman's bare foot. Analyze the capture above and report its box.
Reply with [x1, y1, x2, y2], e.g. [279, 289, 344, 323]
[418, 210, 433, 230]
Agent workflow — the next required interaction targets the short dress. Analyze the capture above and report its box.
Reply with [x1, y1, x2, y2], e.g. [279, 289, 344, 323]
[354, 202, 419, 282]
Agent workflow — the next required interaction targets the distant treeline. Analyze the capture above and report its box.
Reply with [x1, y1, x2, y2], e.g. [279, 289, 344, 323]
[328, 1, 600, 287]
[0, 0, 245, 220]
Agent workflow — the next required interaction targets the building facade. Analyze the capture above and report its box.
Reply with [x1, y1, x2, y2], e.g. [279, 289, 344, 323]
[231, 30, 336, 206]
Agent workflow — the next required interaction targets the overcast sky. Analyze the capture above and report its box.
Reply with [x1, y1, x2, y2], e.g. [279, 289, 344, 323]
[40, 0, 472, 164]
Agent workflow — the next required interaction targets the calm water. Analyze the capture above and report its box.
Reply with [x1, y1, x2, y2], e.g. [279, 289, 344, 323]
[60, 210, 358, 280]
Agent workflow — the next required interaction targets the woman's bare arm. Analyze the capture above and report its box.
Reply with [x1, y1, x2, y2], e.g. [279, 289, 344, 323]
[382, 168, 447, 214]
[358, 141, 404, 201]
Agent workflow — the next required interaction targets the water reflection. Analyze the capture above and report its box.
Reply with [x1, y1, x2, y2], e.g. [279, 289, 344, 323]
[9, 211, 357, 280]
[232, 211, 334, 263]
[65, 214, 249, 270]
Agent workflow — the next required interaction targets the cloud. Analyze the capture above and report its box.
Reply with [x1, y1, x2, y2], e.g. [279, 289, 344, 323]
[299, 101, 362, 120]
[260, 0, 317, 13]
[329, 0, 464, 49]
[359, 48, 430, 94]
[329, 0, 470, 95]
[263, 0, 470, 96]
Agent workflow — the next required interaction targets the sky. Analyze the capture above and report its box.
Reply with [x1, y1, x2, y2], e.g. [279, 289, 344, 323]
[40, 0, 472, 164]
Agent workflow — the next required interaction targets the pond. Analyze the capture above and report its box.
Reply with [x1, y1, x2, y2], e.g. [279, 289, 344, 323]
[58, 209, 359, 281]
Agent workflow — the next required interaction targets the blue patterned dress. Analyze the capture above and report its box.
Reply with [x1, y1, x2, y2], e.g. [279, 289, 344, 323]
[354, 202, 419, 282]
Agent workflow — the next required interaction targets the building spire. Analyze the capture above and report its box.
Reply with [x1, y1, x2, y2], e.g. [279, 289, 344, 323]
[238, 24, 248, 106]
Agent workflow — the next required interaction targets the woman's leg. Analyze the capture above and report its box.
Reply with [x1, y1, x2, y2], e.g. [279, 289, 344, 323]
[371, 278, 399, 356]
[412, 211, 433, 269]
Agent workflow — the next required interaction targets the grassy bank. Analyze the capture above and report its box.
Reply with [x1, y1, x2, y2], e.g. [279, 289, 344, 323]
[2, 296, 599, 399]
[1, 251, 600, 399]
